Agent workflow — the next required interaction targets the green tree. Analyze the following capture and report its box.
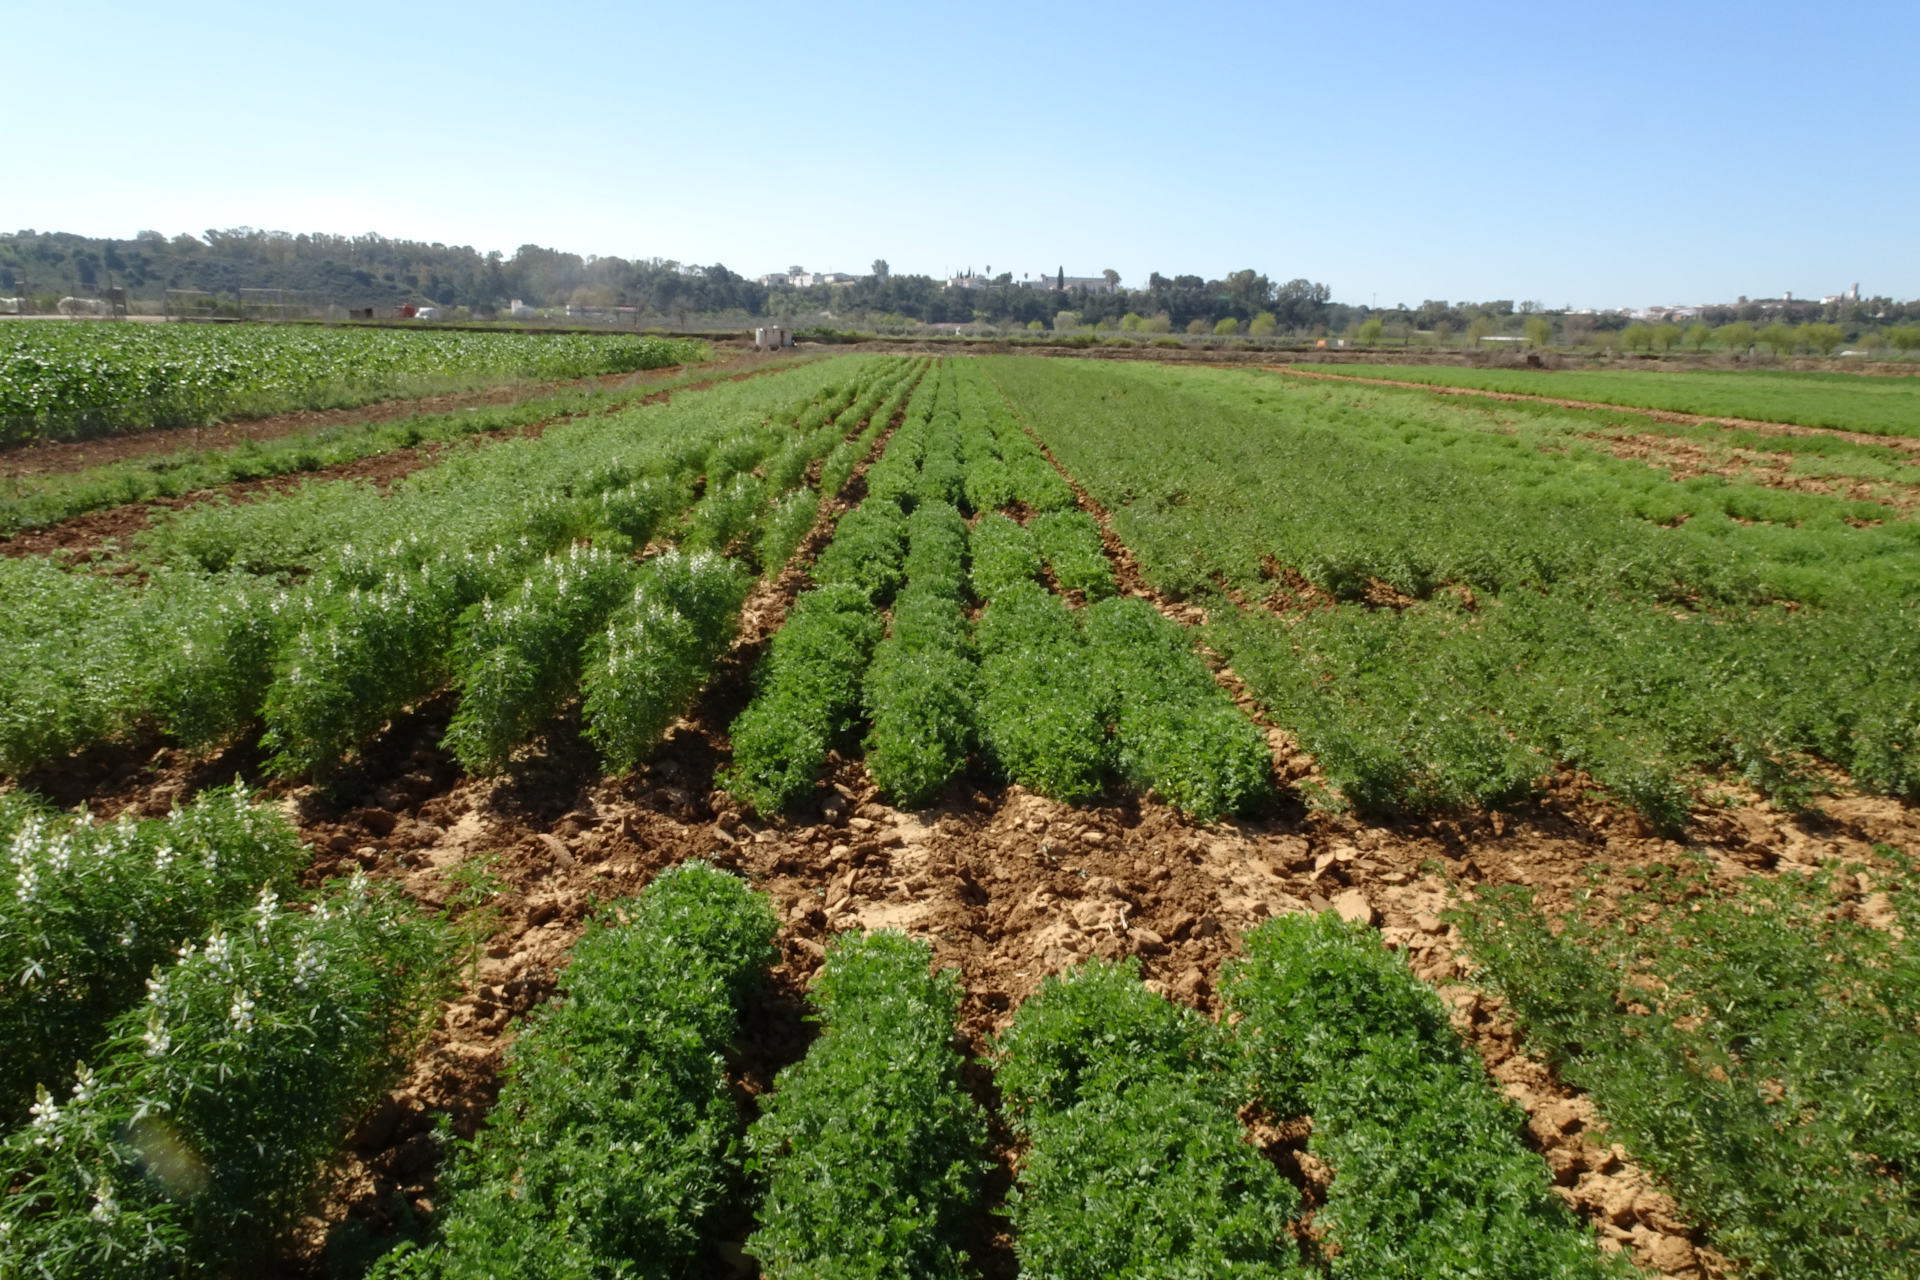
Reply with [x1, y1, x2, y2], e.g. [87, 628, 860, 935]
[1248, 311, 1277, 337]
[1716, 321, 1755, 351]
[1026, 319, 1046, 332]
[871, 259, 889, 279]
[1651, 323, 1684, 352]
[1800, 322, 1844, 355]
[1054, 311, 1080, 332]
[1140, 314, 1172, 334]
[1186, 317, 1210, 335]
[1102, 269, 1120, 289]
[1684, 322, 1713, 351]
[1888, 326, 1920, 353]
[1358, 317, 1385, 345]
[1524, 316, 1553, 348]
[1758, 322, 1795, 356]
[1119, 312, 1144, 332]
[1620, 323, 1653, 352]
[1213, 316, 1240, 336]
[1431, 319, 1453, 346]
[1465, 316, 1493, 346]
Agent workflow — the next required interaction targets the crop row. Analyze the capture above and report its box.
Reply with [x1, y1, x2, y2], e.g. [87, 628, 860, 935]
[0, 356, 921, 781]
[985, 355, 1920, 823]
[1297, 362, 1920, 438]
[1, 788, 452, 1278]
[0, 323, 709, 443]
[728, 360, 1269, 818]
[333, 864, 1617, 1278]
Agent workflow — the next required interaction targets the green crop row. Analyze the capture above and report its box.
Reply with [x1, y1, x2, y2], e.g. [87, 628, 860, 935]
[1456, 858, 1920, 1278]
[1226, 912, 1622, 1280]
[724, 584, 884, 814]
[862, 503, 978, 806]
[975, 581, 1114, 805]
[1, 873, 450, 1279]
[0, 357, 903, 779]
[746, 931, 988, 1278]
[0, 785, 308, 1123]
[1296, 363, 1920, 438]
[0, 323, 709, 443]
[1030, 508, 1115, 599]
[983, 355, 1920, 821]
[996, 958, 1303, 1278]
[949, 359, 1074, 511]
[968, 510, 1042, 598]
[811, 498, 909, 604]
[373, 863, 777, 1280]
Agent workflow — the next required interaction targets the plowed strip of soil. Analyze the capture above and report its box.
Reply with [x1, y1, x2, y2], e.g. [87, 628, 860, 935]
[1268, 365, 1920, 454]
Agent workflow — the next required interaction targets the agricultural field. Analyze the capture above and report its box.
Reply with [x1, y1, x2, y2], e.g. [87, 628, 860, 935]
[0, 350, 1914, 1280]
[0, 322, 708, 444]
[1288, 361, 1920, 436]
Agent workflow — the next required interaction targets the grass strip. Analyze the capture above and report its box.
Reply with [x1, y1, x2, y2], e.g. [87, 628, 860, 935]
[974, 581, 1111, 803]
[0, 784, 306, 1123]
[724, 584, 884, 814]
[1225, 911, 1621, 1280]
[582, 551, 752, 774]
[1455, 858, 1920, 1279]
[0, 874, 450, 1278]
[746, 931, 988, 1278]
[1084, 596, 1272, 820]
[371, 862, 779, 1280]
[996, 956, 1302, 1278]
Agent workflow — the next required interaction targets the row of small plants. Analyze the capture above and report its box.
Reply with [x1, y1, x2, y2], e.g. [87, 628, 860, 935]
[0, 363, 742, 537]
[729, 361, 1270, 818]
[1456, 854, 1920, 1278]
[0, 791, 454, 1278]
[363, 860, 1617, 1279]
[984, 355, 1920, 823]
[0, 356, 919, 780]
[0, 323, 709, 443]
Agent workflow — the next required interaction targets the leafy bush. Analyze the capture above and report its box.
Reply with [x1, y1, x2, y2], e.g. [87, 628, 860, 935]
[0, 557, 148, 774]
[1225, 912, 1619, 1280]
[1455, 860, 1920, 1279]
[0, 784, 307, 1122]
[811, 499, 908, 603]
[582, 551, 751, 774]
[973, 582, 1112, 804]
[757, 485, 821, 573]
[1085, 597, 1272, 819]
[968, 512, 1040, 599]
[724, 584, 884, 814]
[746, 932, 988, 1279]
[375, 862, 778, 1280]
[1029, 509, 1115, 599]
[593, 474, 691, 552]
[996, 957, 1300, 1278]
[0, 874, 450, 1278]
[442, 545, 636, 774]
[863, 505, 980, 807]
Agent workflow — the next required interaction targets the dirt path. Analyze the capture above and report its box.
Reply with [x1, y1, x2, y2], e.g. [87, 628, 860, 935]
[1268, 365, 1920, 455]
[0, 362, 800, 563]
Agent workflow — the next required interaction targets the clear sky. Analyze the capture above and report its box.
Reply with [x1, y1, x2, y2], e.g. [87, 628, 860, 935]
[8, 0, 1914, 309]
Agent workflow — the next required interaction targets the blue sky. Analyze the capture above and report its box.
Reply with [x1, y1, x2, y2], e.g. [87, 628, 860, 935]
[8, 0, 1914, 308]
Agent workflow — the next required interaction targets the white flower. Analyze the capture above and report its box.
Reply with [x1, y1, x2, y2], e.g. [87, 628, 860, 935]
[253, 887, 279, 930]
[70, 1064, 95, 1107]
[143, 1013, 171, 1058]
[229, 990, 256, 1034]
[291, 940, 322, 991]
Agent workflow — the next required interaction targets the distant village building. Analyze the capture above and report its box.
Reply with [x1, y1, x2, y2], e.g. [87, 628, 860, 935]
[946, 274, 996, 290]
[1016, 268, 1115, 294]
[765, 271, 855, 288]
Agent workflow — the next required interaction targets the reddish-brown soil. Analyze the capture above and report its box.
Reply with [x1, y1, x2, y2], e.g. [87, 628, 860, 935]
[1268, 365, 1920, 454]
[1579, 430, 1920, 513]
[0, 352, 793, 481]
[8, 364, 1914, 1279]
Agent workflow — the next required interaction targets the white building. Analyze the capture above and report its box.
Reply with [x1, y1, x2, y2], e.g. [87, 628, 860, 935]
[1019, 272, 1116, 295]
[758, 272, 791, 288]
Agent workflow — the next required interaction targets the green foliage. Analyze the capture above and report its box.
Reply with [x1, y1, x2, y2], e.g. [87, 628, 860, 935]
[757, 485, 820, 572]
[862, 502, 980, 807]
[0, 785, 306, 1122]
[948, 360, 1073, 512]
[724, 584, 884, 814]
[973, 582, 1112, 803]
[0, 874, 450, 1278]
[0, 323, 705, 444]
[1085, 597, 1272, 819]
[967, 511, 1040, 599]
[746, 932, 988, 1279]
[1455, 859, 1920, 1279]
[0, 556, 148, 774]
[812, 499, 909, 603]
[378, 862, 778, 1280]
[582, 551, 751, 774]
[996, 957, 1301, 1278]
[1029, 508, 1115, 599]
[442, 544, 636, 775]
[1225, 912, 1619, 1280]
